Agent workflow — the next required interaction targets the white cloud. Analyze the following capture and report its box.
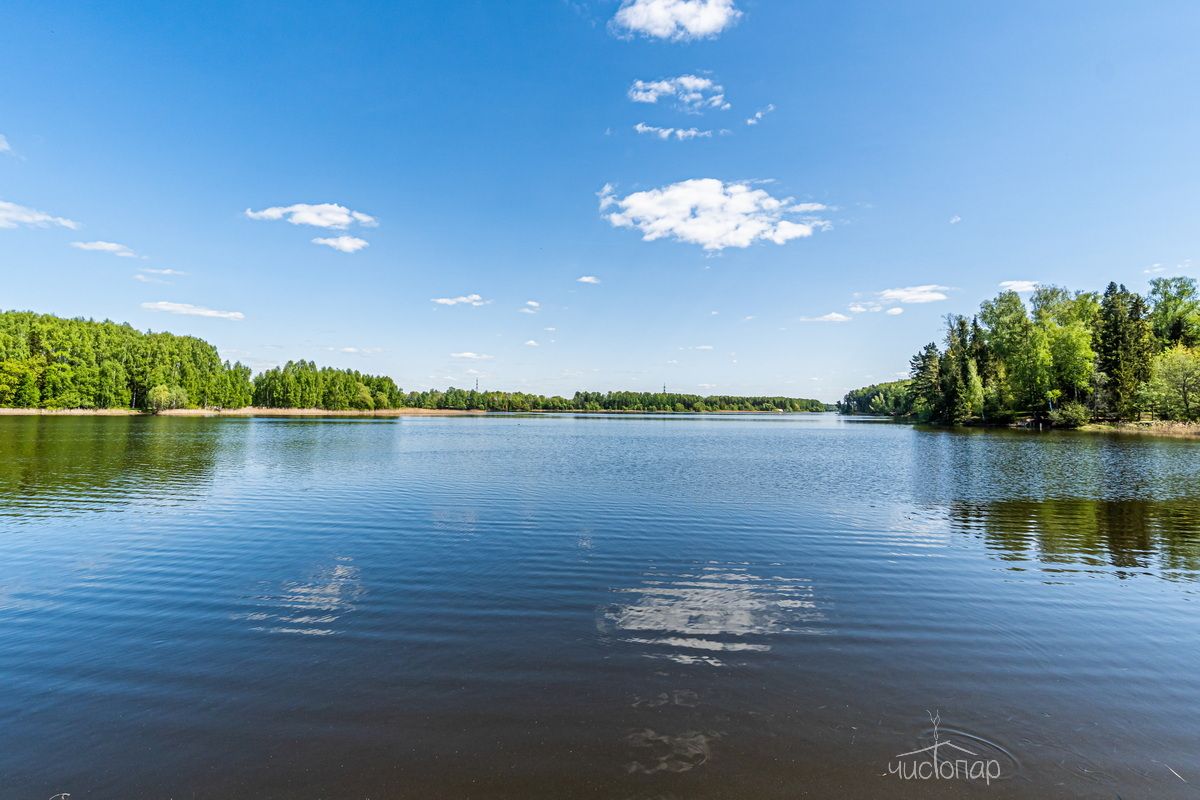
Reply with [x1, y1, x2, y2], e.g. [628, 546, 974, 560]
[577, 275, 601, 284]
[998, 280, 1039, 294]
[524, 340, 540, 347]
[1144, 263, 1164, 274]
[133, 273, 166, 284]
[633, 122, 713, 141]
[742, 315, 755, 321]
[886, 307, 904, 316]
[694, 344, 714, 350]
[71, 240, 139, 258]
[0, 200, 78, 230]
[432, 294, 490, 307]
[244, 203, 377, 229]
[141, 301, 244, 320]
[450, 352, 493, 360]
[800, 312, 852, 323]
[628, 75, 730, 112]
[519, 300, 541, 314]
[0, 135, 12, 156]
[599, 179, 829, 251]
[949, 214, 962, 224]
[612, 0, 741, 40]
[878, 285, 951, 304]
[142, 267, 187, 276]
[331, 346, 383, 355]
[745, 104, 775, 126]
[312, 235, 369, 253]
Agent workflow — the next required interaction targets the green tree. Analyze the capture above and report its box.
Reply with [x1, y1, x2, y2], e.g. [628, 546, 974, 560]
[1151, 345, 1200, 421]
[1148, 276, 1200, 348]
[1097, 283, 1154, 420]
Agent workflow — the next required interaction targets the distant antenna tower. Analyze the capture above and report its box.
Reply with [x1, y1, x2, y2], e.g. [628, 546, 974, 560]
[663, 382, 667, 394]
[475, 377, 479, 392]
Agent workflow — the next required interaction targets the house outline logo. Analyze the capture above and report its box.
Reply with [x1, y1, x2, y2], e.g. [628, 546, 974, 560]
[886, 710, 1002, 785]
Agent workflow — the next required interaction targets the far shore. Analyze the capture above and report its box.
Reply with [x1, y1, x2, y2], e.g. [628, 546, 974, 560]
[0, 407, 822, 418]
[0, 407, 485, 418]
[160, 407, 486, 417]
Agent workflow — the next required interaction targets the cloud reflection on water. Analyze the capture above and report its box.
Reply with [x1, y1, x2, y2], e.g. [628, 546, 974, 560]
[602, 563, 826, 666]
[243, 556, 362, 636]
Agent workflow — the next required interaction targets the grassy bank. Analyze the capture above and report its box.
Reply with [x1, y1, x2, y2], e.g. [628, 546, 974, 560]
[1079, 420, 1200, 439]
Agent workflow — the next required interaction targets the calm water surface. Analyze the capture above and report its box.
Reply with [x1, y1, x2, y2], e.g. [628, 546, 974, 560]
[1, 413, 1198, 798]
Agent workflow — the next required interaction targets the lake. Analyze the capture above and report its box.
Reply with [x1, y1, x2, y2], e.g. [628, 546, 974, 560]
[1, 413, 1197, 798]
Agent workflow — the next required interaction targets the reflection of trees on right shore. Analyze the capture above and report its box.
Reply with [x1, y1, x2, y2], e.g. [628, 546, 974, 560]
[946, 497, 1200, 579]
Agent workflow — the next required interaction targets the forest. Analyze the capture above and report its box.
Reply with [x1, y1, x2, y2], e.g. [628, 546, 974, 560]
[0, 311, 826, 414]
[0, 311, 252, 411]
[838, 277, 1200, 426]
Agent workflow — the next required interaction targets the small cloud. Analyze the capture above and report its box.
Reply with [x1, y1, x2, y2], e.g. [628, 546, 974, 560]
[599, 179, 829, 251]
[693, 344, 714, 350]
[628, 75, 730, 112]
[0, 134, 12, 156]
[742, 315, 755, 321]
[710, 310, 720, 315]
[886, 307, 904, 316]
[878, 285, 951, 304]
[450, 352, 493, 360]
[544, 326, 557, 332]
[312, 235, 368, 253]
[432, 294, 491, 307]
[72, 240, 140, 258]
[141, 301, 244, 320]
[519, 300, 541, 314]
[745, 104, 775, 126]
[949, 214, 962, 224]
[633, 122, 713, 140]
[611, 0, 741, 41]
[245, 202, 377, 229]
[577, 275, 601, 284]
[698, 382, 717, 389]
[142, 267, 187, 276]
[524, 340, 540, 347]
[800, 312, 852, 323]
[331, 346, 383, 355]
[998, 280, 1039, 294]
[0, 200, 78, 230]
[1143, 263, 1165, 274]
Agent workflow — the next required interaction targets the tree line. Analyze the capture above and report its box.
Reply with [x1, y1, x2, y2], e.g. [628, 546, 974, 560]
[838, 277, 1200, 426]
[0, 311, 827, 413]
[0, 311, 252, 410]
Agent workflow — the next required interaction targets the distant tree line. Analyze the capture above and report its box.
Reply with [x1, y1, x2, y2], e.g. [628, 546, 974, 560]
[837, 277, 1200, 426]
[389, 389, 828, 413]
[0, 311, 828, 414]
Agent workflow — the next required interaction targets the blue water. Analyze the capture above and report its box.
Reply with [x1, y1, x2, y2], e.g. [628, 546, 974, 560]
[0, 413, 1198, 798]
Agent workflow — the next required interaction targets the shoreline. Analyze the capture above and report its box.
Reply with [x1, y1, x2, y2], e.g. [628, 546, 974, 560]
[0, 407, 485, 418]
[1079, 420, 1200, 440]
[842, 413, 1200, 440]
[161, 407, 486, 417]
[0, 407, 822, 418]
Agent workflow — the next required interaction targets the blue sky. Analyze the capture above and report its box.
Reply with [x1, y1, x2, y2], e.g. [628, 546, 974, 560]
[2, 0, 1197, 401]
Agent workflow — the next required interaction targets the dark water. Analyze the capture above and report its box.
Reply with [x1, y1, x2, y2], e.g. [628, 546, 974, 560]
[1, 414, 1198, 799]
